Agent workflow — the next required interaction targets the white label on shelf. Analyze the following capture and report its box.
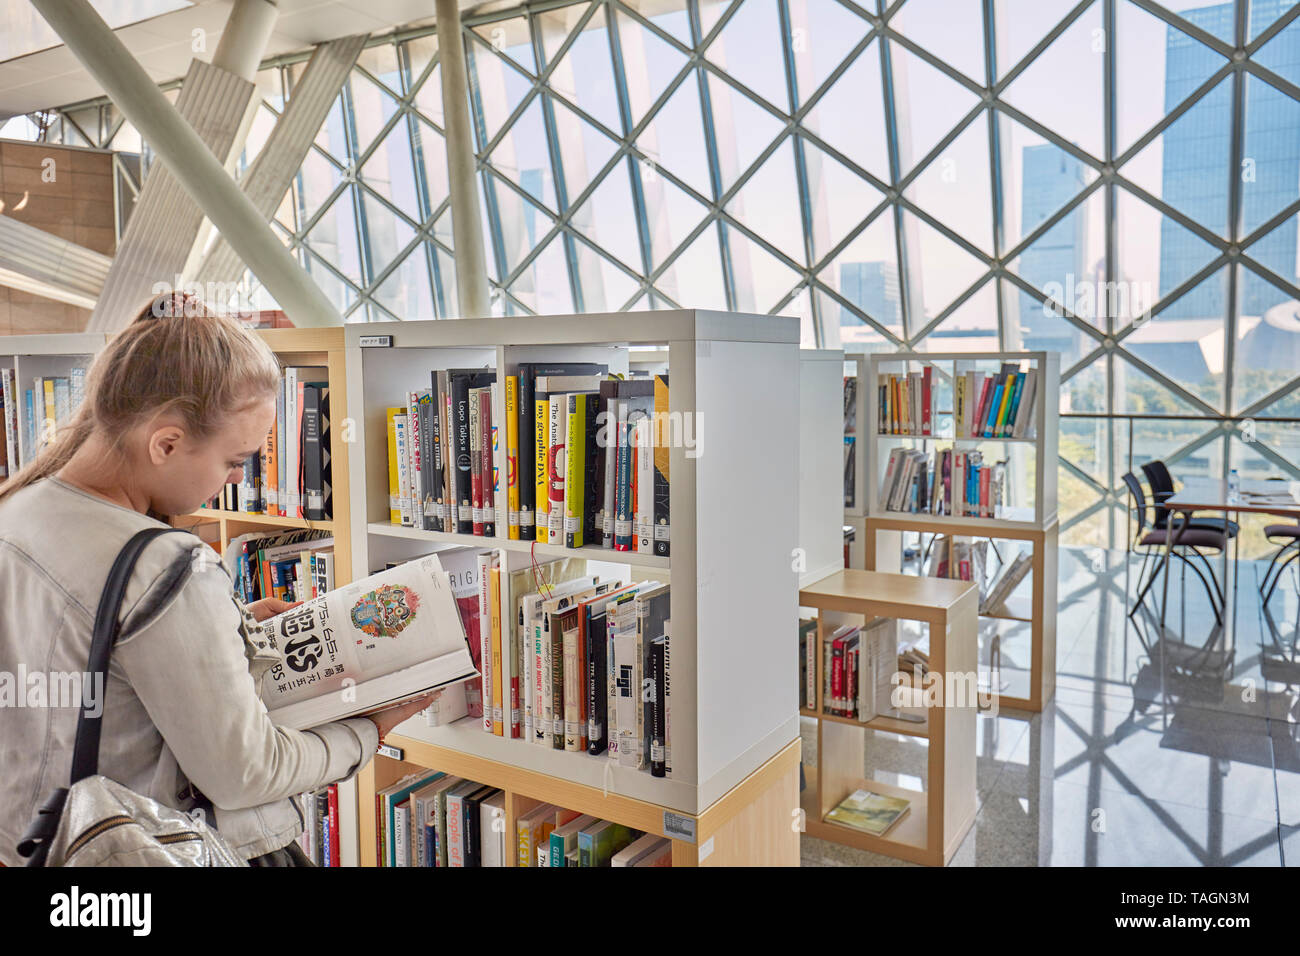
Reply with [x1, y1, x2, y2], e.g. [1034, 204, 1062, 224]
[553, 717, 565, 735]
[699, 836, 714, 862]
[508, 510, 519, 527]
[650, 742, 664, 761]
[635, 520, 652, 539]
[495, 507, 504, 527]
[520, 511, 535, 528]
[376, 743, 403, 760]
[588, 720, 602, 739]
[472, 507, 483, 523]
[603, 515, 614, 534]
[563, 515, 579, 533]
[614, 519, 632, 536]
[662, 811, 695, 843]
[306, 492, 323, 510]
[654, 523, 670, 541]
[458, 504, 473, 522]
[565, 720, 579, 736]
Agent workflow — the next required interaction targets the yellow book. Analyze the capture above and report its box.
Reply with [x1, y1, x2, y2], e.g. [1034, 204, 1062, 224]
[41, 378, 55, 448]
[490, 559, 503, 736]
[386, 407, 402, 524]
[534, 397, 549, 544]
[954, 374, 965, 438]
[506, 376, 520, 540]
[564, 393, 589, 549]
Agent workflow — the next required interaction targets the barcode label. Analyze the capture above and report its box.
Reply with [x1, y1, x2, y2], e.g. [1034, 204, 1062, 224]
[472, 507, 483, 522]
[603, 515, 614, 534]
[615, 519, 632, 535]
[654, 524, 670, 541]
[508, 510, 520, 527]
[563, 515, 579, 532]
[458, 504, 472, 521]
[520, 511, 535, 527]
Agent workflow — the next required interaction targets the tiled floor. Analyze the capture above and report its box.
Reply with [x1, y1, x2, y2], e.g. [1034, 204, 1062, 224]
[800, 545, 1300, 866]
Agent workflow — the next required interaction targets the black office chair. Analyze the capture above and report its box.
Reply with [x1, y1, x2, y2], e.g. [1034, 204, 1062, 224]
[1123, 471, 1226, 625]
[1260, 521, 1300, 607]
[1140, 460, 1240, 537]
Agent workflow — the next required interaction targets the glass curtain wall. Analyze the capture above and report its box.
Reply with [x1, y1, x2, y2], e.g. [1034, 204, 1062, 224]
[7, 0, 1300, 551]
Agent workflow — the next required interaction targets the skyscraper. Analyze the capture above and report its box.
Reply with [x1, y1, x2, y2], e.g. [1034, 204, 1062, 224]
[839, 260, 901, 334]
[1017, 144, 1089, 363]
[1159, 0, 1300, 319]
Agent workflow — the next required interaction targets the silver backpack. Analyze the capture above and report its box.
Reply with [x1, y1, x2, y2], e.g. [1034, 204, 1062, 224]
[17, 528, 246, 867]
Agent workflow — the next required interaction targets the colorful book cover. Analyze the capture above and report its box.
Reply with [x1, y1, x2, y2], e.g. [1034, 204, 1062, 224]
[506, 375, 520, 540]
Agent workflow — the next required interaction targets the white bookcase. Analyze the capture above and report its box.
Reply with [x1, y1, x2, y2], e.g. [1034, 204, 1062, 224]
[858, 351, 1061, 712]
[343, 311, 804, 864]
[799, 349, 846, 589]
[0, 333, 107, 469]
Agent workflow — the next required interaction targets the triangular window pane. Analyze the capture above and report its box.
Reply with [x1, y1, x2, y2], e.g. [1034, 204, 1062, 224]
[295, 150, 347, 230]
[360, 119, 423, 222]
[893, 0, 985, 83]
[802, 40, 889, 182]
[644, 171, 711, 268]
[785, 0, 872, 104]
[635, 74, 713, 198]
[374, 248, 435, 321]
[804, 137, 887, 260]
[472, 15, 537, 74]
[1116, 0, 1229, 156]
[1241, 72, 1300, 235]
[301, 244, 359, 316]
[1161, 0, 1237, 46]
[914, 278, 999, 352]
[1235, 263, 1300, 412]
[1114, 352, 1213, 415]
[992, 0, 1078, 79]
[699, 0, 739, 41]
[818, 212, 903, 338]
[1254, 12, 1300, 83]
[904, 115, 994, 254]
[312, 93, 349, 160]
[1244, 209, 1300, 285]
[401, 35, 438, 100]
[999, 113, 1098, 252]
[358, 43, 404, 93]
[546, 5, 624, 133]
[724, 136, 805, 263]
[1007, 190, 1106, 333]
[411, 62, 444, 129]
[1120, 77, 1233, 237]
[655, 222, 730, 309]
[817, 286, 892, 348]
[1001, 2, 1105, 160]
[899, 209, 990, 331]
[723, 223, 802, 313]
[358, 189, 417, 277]
[485, 172, 556, 275]
[487, 97, 558, 213]
[509, 234, 575, 314]
[704, 0, 790, 110]
[410, 117, 449, 209]
[706, 72, 786, 191]
[572, 236, 642, 312]
[1124, 266, 1229, 411]
[466, 43, 536, 147]
[615, 8, 690, 125]
[551, 95, 621, 206]
[888, 40, 981, 175]
[348, 73, 404, 156]
[538, 2, 597, 68]
[622, 0, 694, 47]
[568, 159, 645, 271]
[1116, 184, 1221, 324]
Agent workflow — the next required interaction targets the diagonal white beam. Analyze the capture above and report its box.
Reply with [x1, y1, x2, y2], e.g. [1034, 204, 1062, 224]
[0, 213, 111, 309]
[31, 0, 345, 329]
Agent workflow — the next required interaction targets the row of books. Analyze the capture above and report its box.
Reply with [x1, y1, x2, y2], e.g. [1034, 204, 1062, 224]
[385, 364, 670, 555]
[979, 549, 1032, 616]
[799, 617, 899, 719]
[428, 552, 673, 777]
[878, 448, 1006, 518]
[876, 364, 1040, 439]
[952, 365, 1038, 439]
[295, 784, 340, 867]
[222, 529, 336, 605]
[376, 770, 671, 867]
[200, 366, 333, 520]
[0, 366, 85, 474]
[925, 535, 987, 587]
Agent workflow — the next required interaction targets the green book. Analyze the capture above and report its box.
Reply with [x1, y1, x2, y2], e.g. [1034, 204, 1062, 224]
[548, 813, 595, 867]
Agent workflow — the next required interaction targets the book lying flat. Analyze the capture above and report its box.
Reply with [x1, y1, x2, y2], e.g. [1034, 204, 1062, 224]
[261, 554, 478, 730]
[825, 788, 911, 837]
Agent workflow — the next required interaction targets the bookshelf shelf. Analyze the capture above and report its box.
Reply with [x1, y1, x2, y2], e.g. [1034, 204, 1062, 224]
[365, 521, 673, 570]
[186, 509, 338, 533]
[345, 311, 803, 867]
[853, 351, 1060, 713]
[799, 568, 978, 867]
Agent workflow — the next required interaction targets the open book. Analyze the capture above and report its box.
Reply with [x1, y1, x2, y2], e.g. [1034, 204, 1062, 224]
[260, 554, 478, 730]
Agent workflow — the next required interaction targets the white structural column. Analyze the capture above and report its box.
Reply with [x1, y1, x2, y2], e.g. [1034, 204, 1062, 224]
[196, 34, 368, 286]
[436, 0, 491, 318]
[212, 0, 279, 80]
[32, 0, 344, 329]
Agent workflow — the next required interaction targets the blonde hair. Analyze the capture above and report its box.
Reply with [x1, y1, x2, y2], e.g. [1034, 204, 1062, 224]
[0, 293, 282, 504]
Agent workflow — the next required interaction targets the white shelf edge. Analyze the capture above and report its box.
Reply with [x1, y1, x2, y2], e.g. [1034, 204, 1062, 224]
[366, 522, 672, 569]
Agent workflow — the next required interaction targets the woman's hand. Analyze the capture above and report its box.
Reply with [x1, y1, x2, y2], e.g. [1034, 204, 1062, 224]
[247, 597, 300, 623]
[367, 693, 437, 741]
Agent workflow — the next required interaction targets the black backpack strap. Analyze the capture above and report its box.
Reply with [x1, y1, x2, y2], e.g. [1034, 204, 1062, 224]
[69, 527, 194, 784]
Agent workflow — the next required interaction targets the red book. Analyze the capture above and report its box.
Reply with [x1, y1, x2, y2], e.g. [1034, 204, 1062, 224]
[973, 375, 993, 436]
[327, 784, 340, 867]
[921, 366, 932, 436]
[831, 632, 845, 716]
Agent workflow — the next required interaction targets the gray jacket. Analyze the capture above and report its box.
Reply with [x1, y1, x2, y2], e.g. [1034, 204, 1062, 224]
[0, 477, 379, 864]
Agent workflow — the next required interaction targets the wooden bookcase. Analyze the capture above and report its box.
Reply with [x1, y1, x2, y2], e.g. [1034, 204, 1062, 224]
[176, 327, 355, 588]
[798, 568, 978, 866]
[343, 311, 803, 866]
[859, 351, 1060, 712]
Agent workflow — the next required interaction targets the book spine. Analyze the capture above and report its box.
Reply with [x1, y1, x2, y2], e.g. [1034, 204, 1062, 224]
[663, 624, 672, 776]
[547, 395, 565, 544]
[583, 393, 601, 547]
[922, 366, 931, 436]
[550, 611, 565, 750]
[650, 636, 666, 776]
[534, 394, 549, 544]
[564, 393, 586, 549]
[635, 418, 654, 553]
[470, 390, 483, 535]
[563, 621, 580, 751]
[453, 376, 474, 534]
[518, 367, 536, 539]
[537, 617, 551, 746]
[394, 414, 411, 527]
[587, 611, 606, 755]
[441, 374, 455, 531]
[479, 554, 493, 733]
[653, 375, 670, 556]
[483, 388, 497, 537]
[490, 561, 503, 736]
[506, 375, 520, 539]
[407, 391, 424, 531]
[304, 386, 325, 520]
[614, 402, 633, 550]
